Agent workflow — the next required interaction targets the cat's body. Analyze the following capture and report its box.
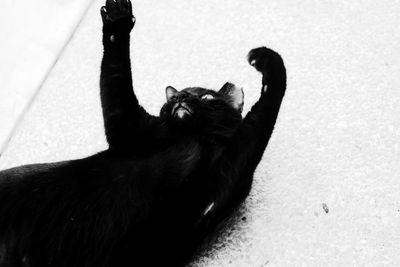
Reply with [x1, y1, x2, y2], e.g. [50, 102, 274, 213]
[0, 0, 287, 266]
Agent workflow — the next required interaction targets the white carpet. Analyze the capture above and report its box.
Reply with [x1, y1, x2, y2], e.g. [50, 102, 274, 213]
[0, 0, 93, 151]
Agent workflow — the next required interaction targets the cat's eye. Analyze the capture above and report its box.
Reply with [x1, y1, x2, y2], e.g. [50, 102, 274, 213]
[201, 94, 214, 100]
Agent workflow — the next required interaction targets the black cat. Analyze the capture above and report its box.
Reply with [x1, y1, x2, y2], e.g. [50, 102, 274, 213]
[0, 0, 286, 266]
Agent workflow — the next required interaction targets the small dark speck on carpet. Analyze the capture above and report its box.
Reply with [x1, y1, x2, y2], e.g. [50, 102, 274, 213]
[322, 203, 329, 214]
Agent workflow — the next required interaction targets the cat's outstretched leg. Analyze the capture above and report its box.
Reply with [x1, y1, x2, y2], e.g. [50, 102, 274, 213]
[100, 0, 154, 149]
[199, 46, 287, 232]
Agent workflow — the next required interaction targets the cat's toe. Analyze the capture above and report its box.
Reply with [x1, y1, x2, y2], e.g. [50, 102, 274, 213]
[100, 6, 109, 23]
[120, 0, 132, 11]
[247, 47, 269, 73]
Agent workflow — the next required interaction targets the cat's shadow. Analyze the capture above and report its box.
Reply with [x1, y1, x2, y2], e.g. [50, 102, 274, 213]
[193, 204, 250, 265]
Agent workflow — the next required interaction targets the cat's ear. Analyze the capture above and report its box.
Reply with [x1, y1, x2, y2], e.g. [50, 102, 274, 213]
[166, 86, 178, 101]
[218, 82, 244, 113]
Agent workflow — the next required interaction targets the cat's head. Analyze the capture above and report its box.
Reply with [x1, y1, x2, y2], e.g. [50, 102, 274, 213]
[160, 82, 244, 136]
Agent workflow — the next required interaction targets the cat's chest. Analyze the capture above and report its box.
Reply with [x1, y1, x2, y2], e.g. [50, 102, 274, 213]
[160, 139, 204, 169]
[150, 138, 219, 184]
[164, 137, 220, 162]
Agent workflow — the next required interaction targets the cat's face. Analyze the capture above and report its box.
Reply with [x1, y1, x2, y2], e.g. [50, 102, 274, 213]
[160, 83, 244, 131]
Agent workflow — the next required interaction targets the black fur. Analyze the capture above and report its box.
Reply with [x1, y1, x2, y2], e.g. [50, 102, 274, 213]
[0, 0, 287, 266]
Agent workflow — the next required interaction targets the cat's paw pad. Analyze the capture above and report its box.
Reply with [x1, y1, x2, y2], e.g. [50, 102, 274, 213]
[101, 0, 135, 33]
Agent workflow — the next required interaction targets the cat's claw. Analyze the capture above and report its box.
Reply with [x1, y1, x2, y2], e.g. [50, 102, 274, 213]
[101, 0, 135, 34]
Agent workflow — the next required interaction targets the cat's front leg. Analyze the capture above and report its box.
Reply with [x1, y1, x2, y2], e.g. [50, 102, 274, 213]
[200, 47, 287, 230]
[100, 0, 154, 149]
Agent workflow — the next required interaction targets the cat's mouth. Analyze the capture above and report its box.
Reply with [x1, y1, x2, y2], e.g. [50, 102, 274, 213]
[172, 103, 193, 119]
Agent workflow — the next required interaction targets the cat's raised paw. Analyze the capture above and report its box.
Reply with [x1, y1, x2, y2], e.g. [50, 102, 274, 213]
[247, 46, 286, 89]
[101, 0, 135, 34]
[247, 47, 276, 73]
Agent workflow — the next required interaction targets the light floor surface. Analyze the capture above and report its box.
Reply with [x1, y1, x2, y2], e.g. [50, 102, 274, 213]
[0, 0, 93, 152]
[1, 1, 400, 266]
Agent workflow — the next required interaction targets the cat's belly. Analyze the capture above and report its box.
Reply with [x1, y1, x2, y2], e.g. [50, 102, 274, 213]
[0, 149, 214, 266]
